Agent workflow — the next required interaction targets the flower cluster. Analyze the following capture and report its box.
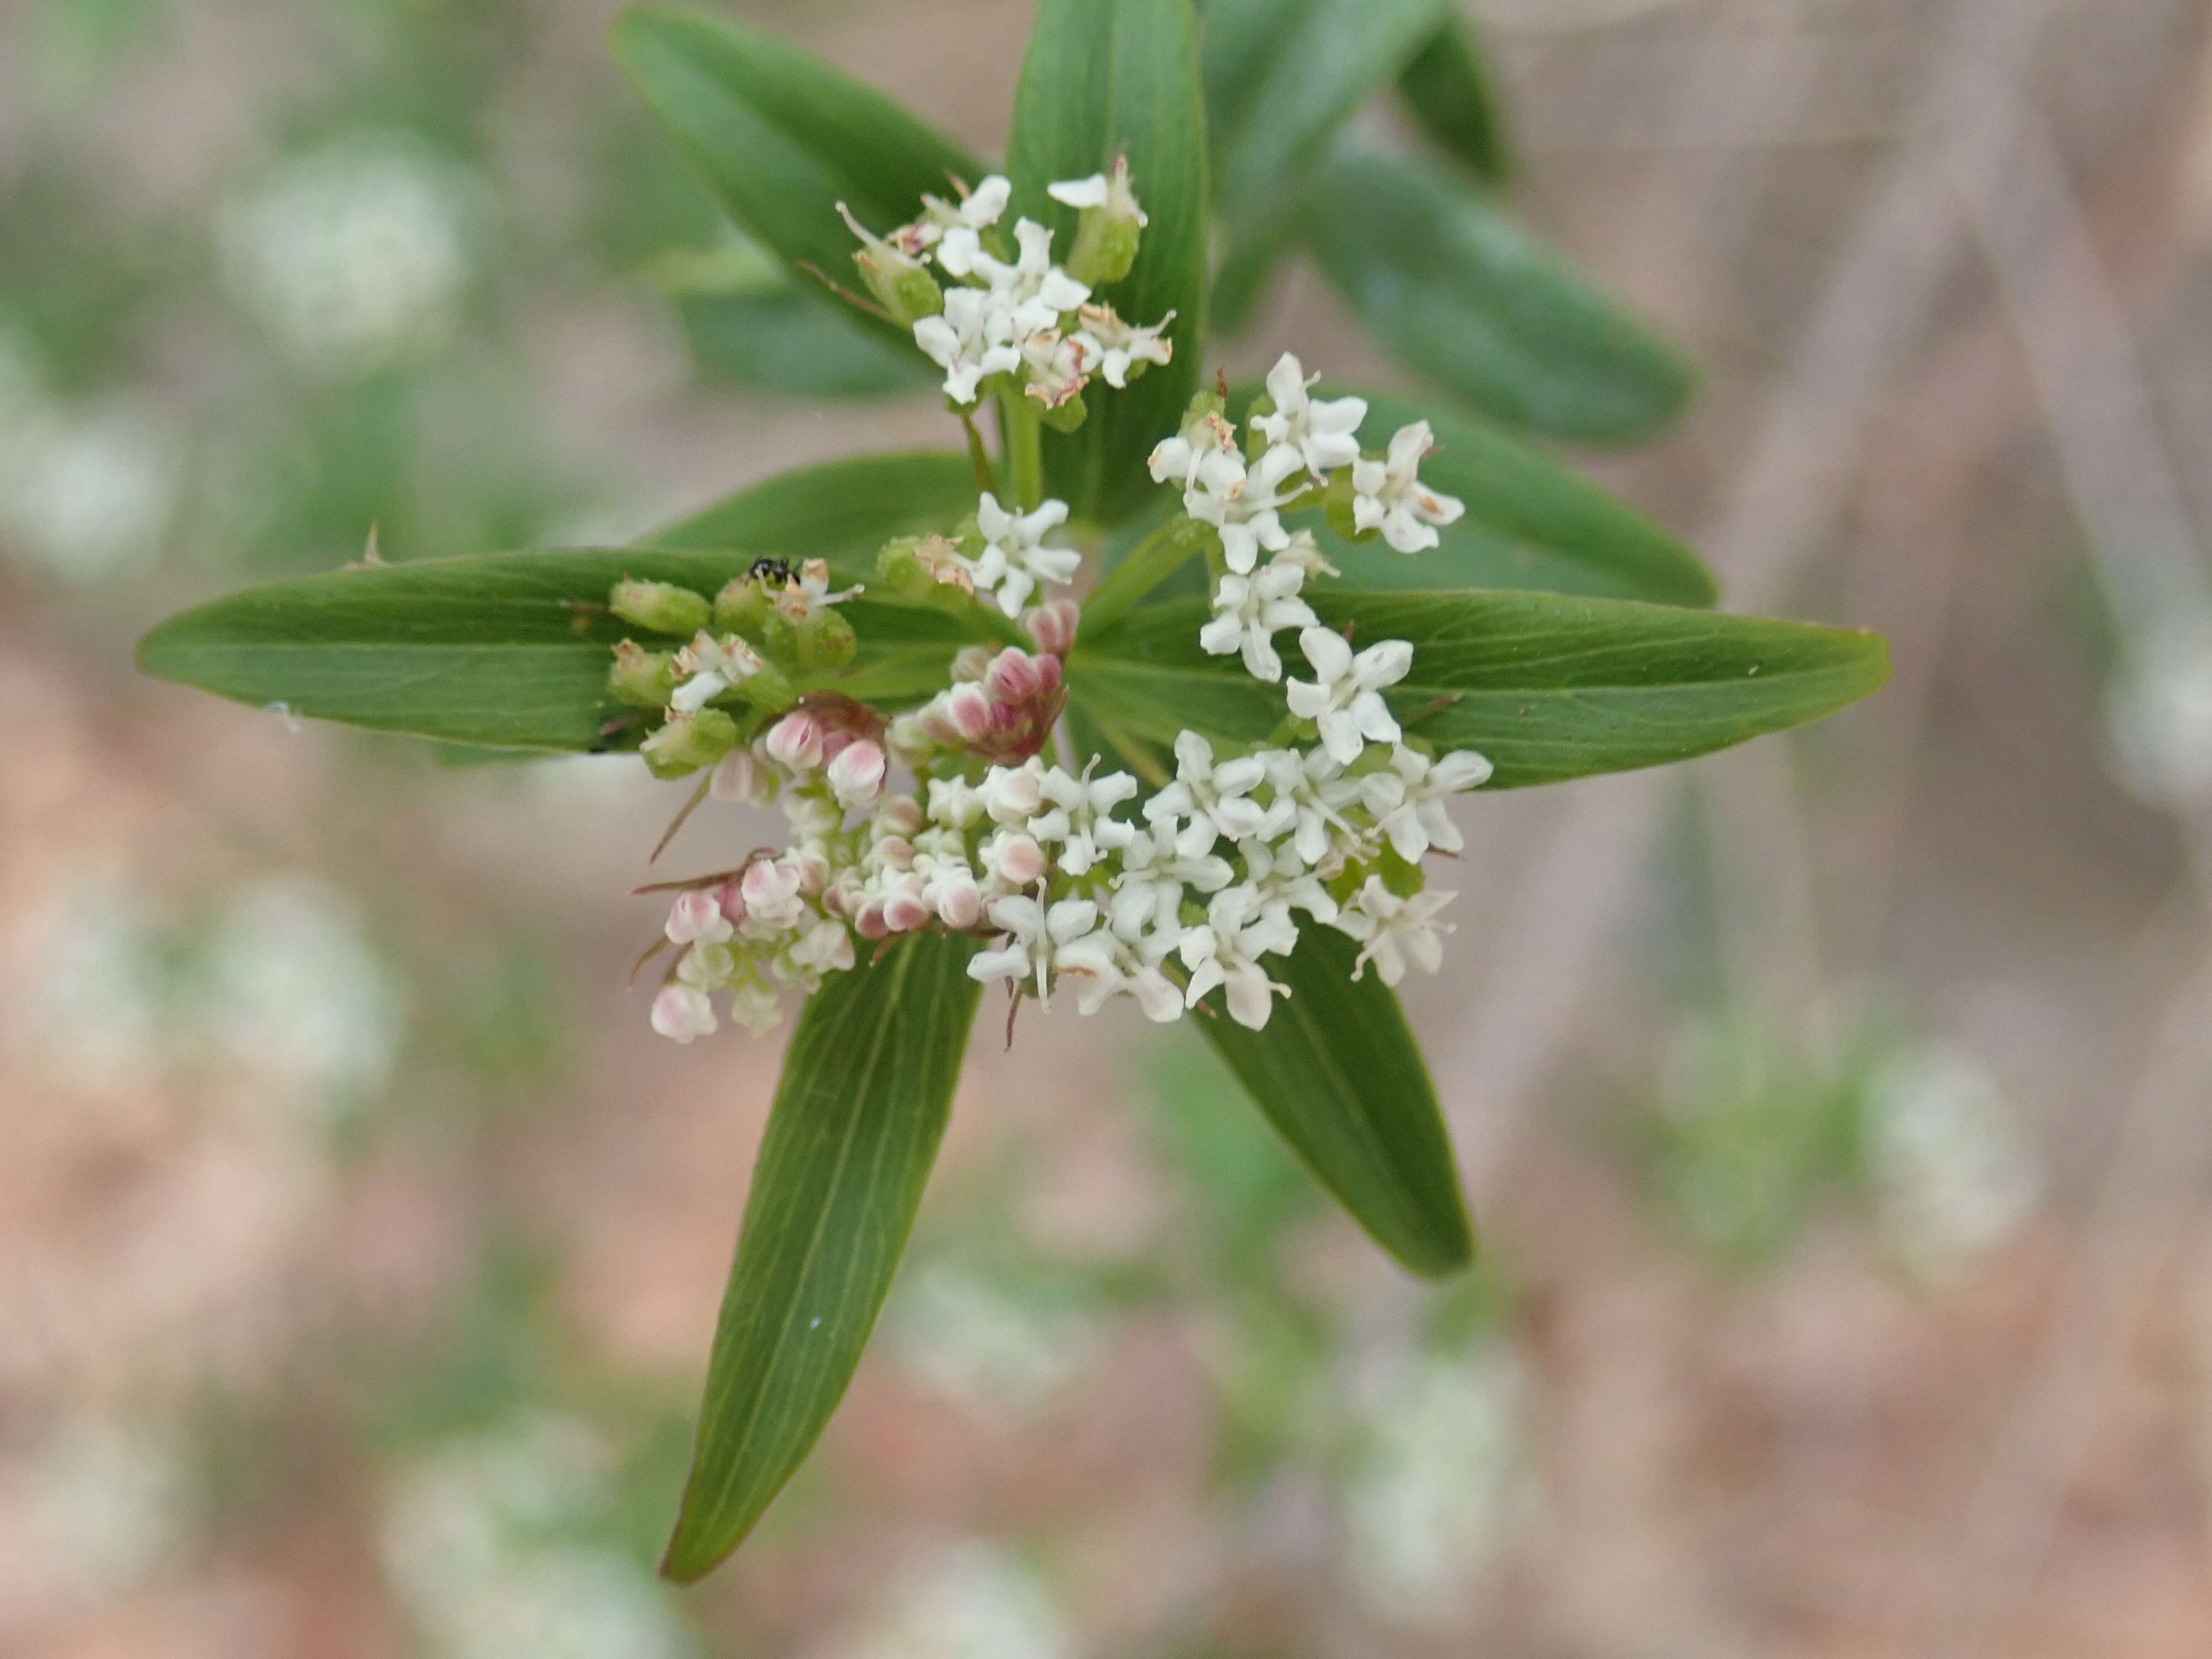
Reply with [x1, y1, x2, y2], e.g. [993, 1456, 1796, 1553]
[612, 179, 1486, 1042]
[842, 156, 1173, 422]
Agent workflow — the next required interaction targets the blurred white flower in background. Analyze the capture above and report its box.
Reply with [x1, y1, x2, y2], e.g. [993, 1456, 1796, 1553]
[5, 873, 169, 1089]
[2107, 615, 2212, 808]
[832, 1541, 1071, 1659]
[1865, 1045, 2041, 1281]
[220, 134, 483, 375]
[0, 1413, 191, 1633]
[380, 1415, 694, 1659]
[1343, 1344, 1531, 1627]
[0, 331, 179, 580]
[881, 1265, 1098, 1419]
[197, 875, 405, 1109]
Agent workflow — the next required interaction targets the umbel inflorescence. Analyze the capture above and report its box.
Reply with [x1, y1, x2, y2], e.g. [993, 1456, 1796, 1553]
[617, 168, 1485, 1043]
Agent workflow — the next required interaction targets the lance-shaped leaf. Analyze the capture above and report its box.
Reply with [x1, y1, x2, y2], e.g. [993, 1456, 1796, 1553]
[1228, 384, 1714, 604]
[1397, 18, 1511, 184]
[662, 931, 983, 1580]
[649, 448, 981, 585]
[1204, 0, 1449, 330]
[137, 547, 1000, 752]
[613, 8, 985, 355]
[1197, 926, 1471, 1275]
[1307, 144, 1694, 442]
[1068, 589, 1888, 787]
[1006, 0, 1207, 524]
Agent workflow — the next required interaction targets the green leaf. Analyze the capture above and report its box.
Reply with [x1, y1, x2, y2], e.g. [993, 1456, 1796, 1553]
[137, 550, 998, 752]
[680, 289, 933, 398]
[1209, 0, 1448, 241]
[1233, 384, 1715, 605]
[1306, 144, 1694, 442]
[1197, 927, 1472, 1275]
[648, 448, 982, 584]
[1397, 19, 1511, 184]
[1006, 0, 1207, 524]
[662, 931, 983, 1580]
[1070, 589, 1889, 787]
[612, 7, 985, 356]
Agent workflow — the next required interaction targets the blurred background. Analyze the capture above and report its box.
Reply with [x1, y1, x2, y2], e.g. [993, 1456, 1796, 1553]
[5, 0, 2212, 1653]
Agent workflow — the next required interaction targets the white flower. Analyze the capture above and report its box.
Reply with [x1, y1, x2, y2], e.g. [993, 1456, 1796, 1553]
[928, 775, 987, 829]
[1274, 528, 1339, 579]
[650, 983, 716, 1042]
[908, 174, 1013, 276]
[914, 285, 1021, 404]
[1251, 352, 1367, 479]
[1018, 328, 1098, 408]
[968, 895, 1105, 1005]
[670, 630, 766, 714]
[772, 557, 863, 620]
[1351, 421, 1465, 554]
[1238, 836, 1338, 926]
[1054, 928, 1182, 1021]
[738, 857, 806, 932]
[1046, 168, 1146, 222]
[1029, 765, 1140, 876]
[1107, 821, 1232, 957]
[1332, 877, 1455, 986]
[1347, 745, 1493, 862]
[1198, 558, 1317, 682]
[1285, 628, 1413, 766]
[979, 757, 1048, 825]
[1185, 440, 1305, 574]
[1144, 731, 1272, 854]
[971, 218, 1090, 337]
[1256, 745, 1350, 867]
[968, 493, 1081, 617]
[786, 915, 856, 979]
[1147, 406, 1244, 495]
[1179, 886, 1296, 1030]
[709, 749, 769, 805]
[1072, 303, 1173, 388]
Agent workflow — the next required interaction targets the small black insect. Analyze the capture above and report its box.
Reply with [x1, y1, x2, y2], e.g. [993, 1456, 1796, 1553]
[747, 556, 796, 587]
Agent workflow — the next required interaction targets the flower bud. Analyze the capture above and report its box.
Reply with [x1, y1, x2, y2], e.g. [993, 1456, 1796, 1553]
[709, 749, 765, 804]
[980, 763, 1044, 823]
[881, 884, 933, 933]
[827, 738, 887, 808]
[877, 534, 975, 606]
[740, 857, 804, 921]
[944, 682, 998, 745]
[651, 983, 717, 1043]
[1037, 389, 1088, 434]
[607, 640, 680, 708]
[875, 794, 924, 836]
[887, 711, 936, 768]
[764, 710, 826, 772]
[1048, 157, 1146, 287]
[950, 644, 994, 682]
[641, 708, 739, 778]
[666, 889, 731, 945]
[1023, 599, 1079, 656]
[712, 576, 774, 639]
[611, 578, 710, 638]
[839, 202, 945, 324]
[933, 874, 983, 930]
[984, 646, 1050, 704]
[715, 879, 747, 929]
[854, 898, 890, 941]
[983, 830, 1048, 886]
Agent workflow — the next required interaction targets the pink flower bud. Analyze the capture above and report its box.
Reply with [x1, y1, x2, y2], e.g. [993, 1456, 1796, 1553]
[945, 682, 997, 744]
[854, 899, 889, 940]
[876, 795, 924, 836]
[764, 710, 825, 771]
[715, 879, 747, 928]
[792, 844, 832, 894]
[741, 857, 802, 915]
[883, 886, 933, 933]
[650, 983, 716, 1043]
[914, 698, 962, 749]
[666, 889, 730, 945]
[872, 834, 915, 869]
[985, 647, 1048, 703]
[827, 738, 887, 807]
[934, 877, 983, 930]
[1024, 599, 1080, 656]
[989, 832, 1048, 886]
[708, 749, 761, 803]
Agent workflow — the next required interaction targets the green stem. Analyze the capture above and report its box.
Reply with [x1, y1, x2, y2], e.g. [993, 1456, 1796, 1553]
[957, 409, 997, 495]
[1078, 517, 1213, 641]
[998, 389, 1044, 510]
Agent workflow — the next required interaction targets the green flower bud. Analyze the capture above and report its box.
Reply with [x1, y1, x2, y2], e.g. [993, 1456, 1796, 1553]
[712, 576, 774, 639]
[610, 578, 709, 637]
[875, 534, 977, 609]
[1037, 388, 1088, 434]
[640, 708, 739, 778]
[763, 606, 857, 674]
[1050, 156, 1146, 287]
[607, 640, 679, 708]
[838, 203, 944, 325]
